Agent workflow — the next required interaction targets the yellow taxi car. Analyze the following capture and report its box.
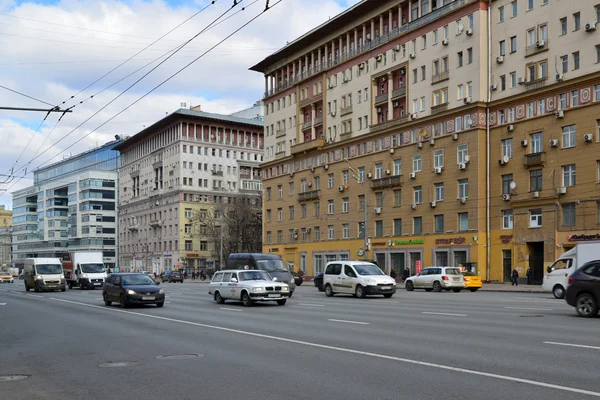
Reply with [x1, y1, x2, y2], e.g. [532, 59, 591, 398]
[0, 270, 14, 283]
[462, 271, 482, 292]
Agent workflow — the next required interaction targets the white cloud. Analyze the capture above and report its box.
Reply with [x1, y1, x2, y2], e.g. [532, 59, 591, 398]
[0, 0, 359, 206]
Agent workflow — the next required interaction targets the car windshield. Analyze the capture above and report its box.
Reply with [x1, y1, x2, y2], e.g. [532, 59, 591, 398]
[463, 271, 476, 277]
[122, 275, 156, 286]
[354, 264, 385, 276]
[239, 271, 271, 281]
[445, 268, 462, 275]
[256, 259, 287, 272]
[81, 263, 105, 273]
[36, 264, 63, 274]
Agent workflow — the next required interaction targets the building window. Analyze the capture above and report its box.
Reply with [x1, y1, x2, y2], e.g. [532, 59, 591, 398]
[457, 51, 463, 67]
[539, 98, 546, 114]
[343, 224, 350, 239]
[278, 185, 283, 198]
[413, 217, 422, 235]
[530, 132, 543, 153]
[530, 209, 542, 228]
[392, 159, 402, 176]
[562, 125, 576, 148]
[301, 203, 307, 218]
[277, 208, 283, 221]
[562, 164, 576, 187]
[375, 163, 383, 179]
[314, 201, 320, 217]
[414, 186, 422, 204]
[573, 12, 580, 31]
[435, 183, 444, 201]
[342, 197, 349, 213]
[375, 220, 383, 237]
[500, 75, 506, 91]
[502, 210, 513, 229]
[499, 110, 505, 125]
[562, 203, 576, 227]
[560, 55, 568, 74]
[499, 6, 504, 22]
[502, 174, 513, 195]
[328, 173, 334, 188]
[596, 45, 600, 64]
[394, 189, 402, 207]
[510, 72, 516, 89]
[314, 176, 320, 190]
[358, 195, 365, 211]
[458, 179, 469, 198]
[499, 40, 506, 56]
[328, 200, 334, 215]
[560, 17, 567, 35]
[511, 0, 517, 17]
[527, 102, 534, 118]
[458, 212, 469, 231]
[435, 215, 444, 234]
[530, 169, 543, 192]
[314, 227, 320, 241]
[510, 36, 517, 53]
[527, 0, 533, 11]
[328, 225, 334, 240]
[433, 149, 444, 169]
[289, 206, 294, 220]
[394, 219, 402, 236]
[289, 182, 294, 196]
[413, 154, 422, 172]
[572, 51, 580, 70]
[375, 192, 384, 208]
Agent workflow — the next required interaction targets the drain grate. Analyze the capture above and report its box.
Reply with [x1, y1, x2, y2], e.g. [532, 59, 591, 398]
[0, 375, 30, 382]
[156, 354, 204, 360]
[99, 361, 138, 368]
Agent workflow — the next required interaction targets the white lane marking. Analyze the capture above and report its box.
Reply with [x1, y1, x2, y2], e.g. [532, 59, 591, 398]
[544, 342, 600, 351]
[165, 301, 171, 304]
[47, 297, 600, 398]
[422, 312, 467, 317]
[0, 303, 6, 306]
[298, 303, 325, 307]
[10, 291, 24, 295]
[25, 294, 44, 298]
[504, 306, 553, 311]
[328, 318, 369, 325]
[220, 307, 242, 312]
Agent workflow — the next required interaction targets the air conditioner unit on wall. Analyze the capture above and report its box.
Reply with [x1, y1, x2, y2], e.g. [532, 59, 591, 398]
[584, 134, 593, 143]
[585, 22, 597, 32]
[502, 194, 511, 201]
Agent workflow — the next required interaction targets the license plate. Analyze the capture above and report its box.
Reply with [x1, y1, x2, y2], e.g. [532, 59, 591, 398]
[381, 286, 392, 290]
[94, 283, 102, 286]
[268, 294, 281, 298]
[453, 277, 460, 281]
[142, 296, 155, 301]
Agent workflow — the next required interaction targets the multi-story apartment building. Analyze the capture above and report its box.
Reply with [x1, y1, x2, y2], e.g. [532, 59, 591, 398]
[0, 227, 12, 267]
[11, 142, 119, 269]
[114, 107, 264, 273]
[0, 205, 12, 227]
[252, 0, 600, 282]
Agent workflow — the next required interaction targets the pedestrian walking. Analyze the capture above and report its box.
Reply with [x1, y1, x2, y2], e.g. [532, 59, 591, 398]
[526, 267, 532, 285]
[390, 268, 397, 280]
[402, 267, 410, 281]
[512, 269, 519, 286]
[191, 272, 196, 280]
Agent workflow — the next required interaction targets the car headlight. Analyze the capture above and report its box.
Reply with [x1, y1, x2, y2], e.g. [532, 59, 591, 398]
[281, 285, 289, 292]
[252, 287, 266, 292]
[36, 276, 43, 280]
[159, 289, 164, 294]
[126, 289, 136, 295]
[365, 278, 376, 285]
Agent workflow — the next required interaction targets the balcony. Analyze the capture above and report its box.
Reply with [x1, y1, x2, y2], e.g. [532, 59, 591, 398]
[523, 152, 545, 168]
[431, 71, 450, 85]
[276, 129, 286, 138]
[301, 121, 312, 130]
[263, 0, 477, 99]
[391, 86, 406, 99]
[524, 77, 548, 91]
[290, 138, 325, 155]
[297, 190, 320, 202]
[370, 115, 409, 134]
[340, 105, 353, 116]
[128, 225, 139, 231]
[375, 93, 389, 105]
[313, 116, 323, 126]
[300, 92, 323, 108]
[211, 170, 223, 176]
[431, 102, 449, 115]
[274, 151, 286, 160]
[525, 39, 549, 57]
[149, 220, 162, 228]
[370, 175, 403, 190]
[340, 130, 352, 139]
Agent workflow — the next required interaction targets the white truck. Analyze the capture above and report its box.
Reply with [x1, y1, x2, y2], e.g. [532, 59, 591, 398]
[62, 252, 107, 290]
[542, 241, 600, 299]
[23, 258, 66, 292]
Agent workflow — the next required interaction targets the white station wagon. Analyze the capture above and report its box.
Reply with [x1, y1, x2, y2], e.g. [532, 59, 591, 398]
[209, 269, 290, 307]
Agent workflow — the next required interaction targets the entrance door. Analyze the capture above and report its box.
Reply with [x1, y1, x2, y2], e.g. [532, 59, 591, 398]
[453, 251, 467, 268]
[528, 242, 544, 284]
[376, 253, 387, 273]
[409, 252, 421, 275]
[390, 253, 405, 277]
[503, 250, 512, 283]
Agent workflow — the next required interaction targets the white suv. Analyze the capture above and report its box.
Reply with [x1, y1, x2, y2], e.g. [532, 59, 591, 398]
[405, 267, 465, 292]
[323, 261, 396, 298]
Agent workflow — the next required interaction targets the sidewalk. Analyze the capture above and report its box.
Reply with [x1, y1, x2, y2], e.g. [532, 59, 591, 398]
[478, 283, 544, 293]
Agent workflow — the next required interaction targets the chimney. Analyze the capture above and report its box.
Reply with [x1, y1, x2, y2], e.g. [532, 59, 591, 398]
[190, 105, 201, 111]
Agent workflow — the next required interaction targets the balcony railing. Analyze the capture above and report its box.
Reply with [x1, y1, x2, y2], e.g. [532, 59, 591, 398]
[370, 175, 403, 190]
[375, 93, 389, 105]
[301, 121, 312, 130]
[149, 220, 162, 227]
[263, 0, 477, 99]
[524, 77, 548, 91]
[313, 116, 323, 126]
[523, 152, 545, 167]
[298, 190, 320, 202]
[290, 138, 325, 155]
[211, 170, 223, 176]
[431, 71, 450, 84]
[340, 105, 353, 116]
[340, 130, 352, 139]
[370, 115, 409, 134]
[525, 39, 549, 57]
[276, 129, 286, 138]
[391, 86, 406, 99]
[431, 102, 449, 115]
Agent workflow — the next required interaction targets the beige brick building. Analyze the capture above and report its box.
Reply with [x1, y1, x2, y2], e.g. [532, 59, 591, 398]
[251, 0, 600, 282]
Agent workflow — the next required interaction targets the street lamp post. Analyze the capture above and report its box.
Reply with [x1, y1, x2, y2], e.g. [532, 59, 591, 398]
[346, 160, 369, 261]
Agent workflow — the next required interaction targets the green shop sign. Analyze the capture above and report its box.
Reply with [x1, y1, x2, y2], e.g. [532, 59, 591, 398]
[394, 239, 424, 245]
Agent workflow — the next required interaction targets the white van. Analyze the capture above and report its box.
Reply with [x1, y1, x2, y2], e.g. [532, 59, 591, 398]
[323, 260, 396, 298]
[24, 258, 66, 292]
[542, 241, 600, 299]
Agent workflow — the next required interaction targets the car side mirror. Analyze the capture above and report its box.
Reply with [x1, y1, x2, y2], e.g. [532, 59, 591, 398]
[273, 277, 278, 282]
[231, 277, 238, 283]
[547, 266, 554, 274]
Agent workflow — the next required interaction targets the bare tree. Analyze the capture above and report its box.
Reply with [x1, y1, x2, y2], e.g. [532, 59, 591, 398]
[190, 193, 262, 269]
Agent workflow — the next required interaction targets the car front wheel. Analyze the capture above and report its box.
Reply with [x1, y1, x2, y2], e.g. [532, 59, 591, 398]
[575, 293, 598, 318]
[553, 285, 565, 299]
[242, 292, 253, 307]
[119, 294, 128, 309]
[405, 281, 414, 291]
[355, 285, 366, 298]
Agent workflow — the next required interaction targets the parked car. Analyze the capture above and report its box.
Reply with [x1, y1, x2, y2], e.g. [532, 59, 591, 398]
[162, 271, 183, 283]
[0, 270, 14, 283]
[462, 271, 482, 292]
[405, 267, 465, 292]
[314, 272, 324, 292]
[102, 273, 165, 308]
[323, 261, 396, 298]
[208, 269, 290, 307]
[565, 261, 600, 318]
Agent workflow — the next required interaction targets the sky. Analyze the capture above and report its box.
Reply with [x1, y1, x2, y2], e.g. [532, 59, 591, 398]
[0, 0, 360, 208]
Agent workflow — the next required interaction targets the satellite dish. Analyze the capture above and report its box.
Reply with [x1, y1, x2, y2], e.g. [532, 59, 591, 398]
[464, 155, 471, 163]
[509, 181, 517, 190]
[503, 155, 510, 163]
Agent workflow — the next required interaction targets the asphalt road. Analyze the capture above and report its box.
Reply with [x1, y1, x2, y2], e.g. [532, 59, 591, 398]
[1, 280, 600, 400]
